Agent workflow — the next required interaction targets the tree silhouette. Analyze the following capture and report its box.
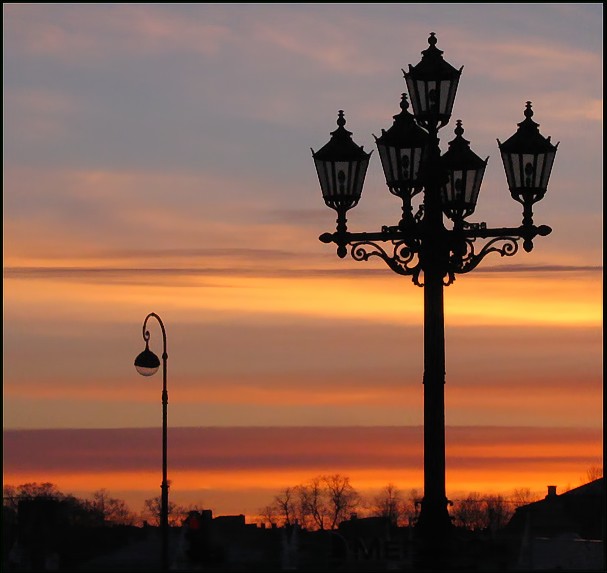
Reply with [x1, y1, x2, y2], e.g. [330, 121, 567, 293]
[511, 487, 539, 507]
[142, 496, 179, 527]
[141, 494, 199, 527]
[262, 474, 359, 531]
[371, 483, 403, 525]
[585, 465, 603, 482]
[90, 489, 136, 526]
[324, 474, 359, 530]
[452, 493, 515, 531]
[298, 476, 327, 530]
[273, 486, 297, 527]
[3, 483, 64, 510]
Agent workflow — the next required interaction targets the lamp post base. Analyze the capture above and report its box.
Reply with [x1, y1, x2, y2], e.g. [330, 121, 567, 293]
[414, 499, 454, 570]
[416, 497, 453, 534]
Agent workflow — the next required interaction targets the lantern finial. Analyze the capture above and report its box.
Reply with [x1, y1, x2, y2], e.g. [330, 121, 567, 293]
[454, 119, 464, 138]
[422, 32, 442, 56]
[524, 101, 533, 119]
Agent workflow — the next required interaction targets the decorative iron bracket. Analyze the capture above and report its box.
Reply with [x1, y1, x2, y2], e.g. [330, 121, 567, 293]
[319, 222, 551, 287]
[351, 240, 423, 285]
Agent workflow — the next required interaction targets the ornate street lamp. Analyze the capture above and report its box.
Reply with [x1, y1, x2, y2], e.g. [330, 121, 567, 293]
[312, 32, 558, 560]
[134, 312, 169, 571]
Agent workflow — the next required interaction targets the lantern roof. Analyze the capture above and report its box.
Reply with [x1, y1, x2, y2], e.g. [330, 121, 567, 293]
[441, 120, 488, 170]
[134, 344, 160, 369]
[312, 110, 371, 161]
[498, 102, 559, 154]
[375, 94, 429, 147]
[406, 32, 462, 81]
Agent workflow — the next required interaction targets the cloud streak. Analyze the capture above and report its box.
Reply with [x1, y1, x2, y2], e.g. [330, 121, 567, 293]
[5, 425, 601, 475]
[3, 263, 602, 282]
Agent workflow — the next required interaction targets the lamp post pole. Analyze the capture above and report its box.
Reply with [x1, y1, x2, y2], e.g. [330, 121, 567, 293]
[312, 33, 558, 553]
[135, 312, 169, 571]
[418, 121, 451, 537]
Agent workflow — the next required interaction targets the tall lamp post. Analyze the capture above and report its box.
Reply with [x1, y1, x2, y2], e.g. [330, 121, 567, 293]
[134, 312, 169, 571]
[312, 33, 558, 546]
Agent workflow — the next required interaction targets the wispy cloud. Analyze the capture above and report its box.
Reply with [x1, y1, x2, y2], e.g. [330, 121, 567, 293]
[4, 4, 234, 61]
[3, 263, 603, 284]
[4, 425, 601, 474]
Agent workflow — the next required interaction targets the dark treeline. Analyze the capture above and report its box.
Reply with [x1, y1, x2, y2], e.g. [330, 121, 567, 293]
[2, 467, 604, 572]
[3, 476, 543, 532]
[5, 463, 604, 531]
[257, 474, 541, 532]
[2, 482, 205, 528]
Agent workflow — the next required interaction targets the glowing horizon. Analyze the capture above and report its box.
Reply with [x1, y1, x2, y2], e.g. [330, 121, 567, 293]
[4, 425, 602, 519]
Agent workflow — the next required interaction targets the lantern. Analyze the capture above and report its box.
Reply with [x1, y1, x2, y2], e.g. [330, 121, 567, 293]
[404, 33, 463, 128]
[311, 110, 371, 212]
[440, 120, 488, 222]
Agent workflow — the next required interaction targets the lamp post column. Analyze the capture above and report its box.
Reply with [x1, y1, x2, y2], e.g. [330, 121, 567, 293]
[416, 126, 451, 538]
[161, 344, 169, 571]
[419, 268, 450, 535]
[135, 312, 170, 571]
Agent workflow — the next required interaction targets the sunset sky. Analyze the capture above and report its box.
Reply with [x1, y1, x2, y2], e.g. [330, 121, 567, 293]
[3, 4, 603, 519]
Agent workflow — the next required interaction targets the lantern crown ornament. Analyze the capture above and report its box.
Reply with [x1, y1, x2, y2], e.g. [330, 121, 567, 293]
[311, 110, 372, 212]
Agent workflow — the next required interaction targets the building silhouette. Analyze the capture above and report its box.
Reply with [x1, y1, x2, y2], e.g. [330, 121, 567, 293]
[502, 477, 605, 571]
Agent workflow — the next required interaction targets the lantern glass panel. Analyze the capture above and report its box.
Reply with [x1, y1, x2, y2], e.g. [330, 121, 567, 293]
[442, 164, 486, 220]
[535, 154, 546, 186]
[314, 158, 330, 195]
[406, 77, 421, 115]
[135, 365, 159, 377]
[541, 151, 556, 189]
[500, 152, 515, 188]
[377, 144, 423, 192]
[353, 158, 369, 197]
[405, 76, 458, 120]
[377, 144, 394, 181]
[522, 154, 536, 188]
[334, 161, 350, 197]
[314, 157, 369, 210]
[439, 80, 451, 115]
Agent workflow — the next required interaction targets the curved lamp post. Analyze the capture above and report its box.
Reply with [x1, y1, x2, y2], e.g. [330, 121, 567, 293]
[312, 32, 558, 554]
[134, 312, 169, 571]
